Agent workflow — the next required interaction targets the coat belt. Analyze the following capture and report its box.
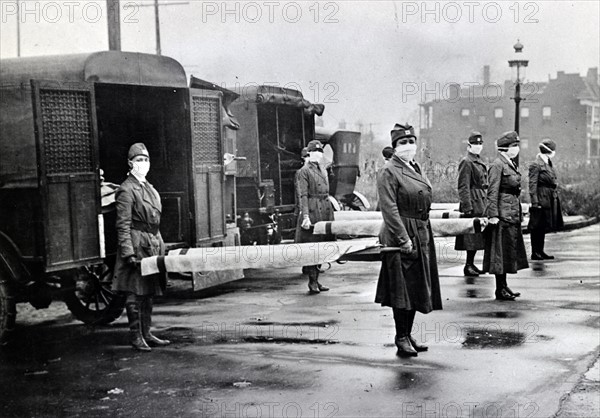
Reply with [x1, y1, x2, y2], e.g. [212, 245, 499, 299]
[132, 220, 160, 235]
[500, 187, 520, 196]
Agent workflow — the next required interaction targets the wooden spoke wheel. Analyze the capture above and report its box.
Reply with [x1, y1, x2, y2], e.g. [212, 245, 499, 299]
[64, 258, 125, 326]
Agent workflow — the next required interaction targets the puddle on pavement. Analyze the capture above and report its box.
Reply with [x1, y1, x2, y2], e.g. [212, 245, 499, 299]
[464, 277, 488, 285]
[530, 261, 546, 274]
[162, 324, 343, 346]
[394, 371, 421, 390]
[242, 320, 339, 327]
[463, 288, 484, 298]
[583, 316, 600, 328]
[462, 277, 493, 298]
[462, 328, 526, 349]
[469, 311, 522, 319]
[559, 302, 600, 313]
[242, 336, 339, 345]
[162, 327, 196, 344]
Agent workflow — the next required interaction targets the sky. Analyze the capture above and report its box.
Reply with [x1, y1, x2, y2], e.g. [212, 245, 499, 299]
[1, 0, 599, 140]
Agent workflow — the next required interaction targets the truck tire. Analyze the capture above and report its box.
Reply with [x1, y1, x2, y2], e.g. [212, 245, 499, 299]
[0, 277, 16, 345]
[64, 259, 125, 326]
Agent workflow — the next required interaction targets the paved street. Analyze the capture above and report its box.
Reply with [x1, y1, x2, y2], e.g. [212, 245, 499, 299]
[1, 224, 599, 418]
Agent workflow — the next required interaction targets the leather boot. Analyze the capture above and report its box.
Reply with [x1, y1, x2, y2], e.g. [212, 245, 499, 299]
[495, 288, 516, 301]
[463, 264, 480, 276]
[317, 282, 330, 291]
[408, 335, 428, 352]
[125, 301, 151, 352]
[141, 298, 170, 347]
[505, 287, 521, 297]
[307, 270, 320, 294]
[395, 336, 418, 357]
[315, 272, 329, 291]
[538, 232, 553, 259]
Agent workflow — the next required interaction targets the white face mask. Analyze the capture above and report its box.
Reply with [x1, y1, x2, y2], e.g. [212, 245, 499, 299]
[131, 160, 150, 178]
[505, 146, 520, 159]
[395, 143, 417, 161]
[548, 151, 556, 159]
[308, 151, 324, 163]
[469, 144, 483, 155]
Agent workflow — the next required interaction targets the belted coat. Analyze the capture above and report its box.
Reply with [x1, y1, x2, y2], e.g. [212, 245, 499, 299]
[294, 161, 334, 243]
[455, 152, 488, 250]
[112, 175, 166, 296]
[528, 155, 564, 232]
[375, 155, 442, 314]
[482, 155, 528, 274]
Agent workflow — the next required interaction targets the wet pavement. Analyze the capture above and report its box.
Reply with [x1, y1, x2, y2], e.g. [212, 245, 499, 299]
[1, 224, 599, 417]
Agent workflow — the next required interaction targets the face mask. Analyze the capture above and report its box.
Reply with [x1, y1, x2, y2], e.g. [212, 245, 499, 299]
[505, 146, 520, 159]
[395, 143, 417, 161]
[469, 144, 483, 155]
[548, 151, 556, 159]
[131, 160, 150, 177]
[308, 151, 324, 163]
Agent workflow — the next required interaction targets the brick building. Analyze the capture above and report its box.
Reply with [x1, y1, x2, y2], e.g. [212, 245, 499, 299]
[419, 67, 600, 164]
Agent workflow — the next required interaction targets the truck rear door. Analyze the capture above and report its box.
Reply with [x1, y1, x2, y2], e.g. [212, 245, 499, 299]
[188, 89, 226, 244]
[31, 80, 102, 272]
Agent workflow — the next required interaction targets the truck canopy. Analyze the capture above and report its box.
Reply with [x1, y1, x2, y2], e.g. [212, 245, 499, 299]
[0, 51, 187, 88]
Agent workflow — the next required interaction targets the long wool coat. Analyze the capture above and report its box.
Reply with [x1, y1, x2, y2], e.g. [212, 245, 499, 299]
[528, 155, 564, 232]
[112, 175, 166, 296]
[455, 152, 488, 251]
[482, 155, 529, 274]
[375, 155, 442, 313]
[294, 161, 334, 243]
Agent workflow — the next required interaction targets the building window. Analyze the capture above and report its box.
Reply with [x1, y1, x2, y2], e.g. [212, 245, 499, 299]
[521, 107, 529, 118]
[592, 105, 599, 138]
[542, 106, 552, 120]
[590, 138, 600, 158]
[461, 108, 470, 118]
[494, 108, 503, 118]
[478, 115, 486, 126]
[428, 106, 433, 129]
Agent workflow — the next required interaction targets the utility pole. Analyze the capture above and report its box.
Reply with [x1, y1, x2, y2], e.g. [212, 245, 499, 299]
[16, 0, 21, 56]
[138, 1, 188, 56]
[106, 0, 121, 51]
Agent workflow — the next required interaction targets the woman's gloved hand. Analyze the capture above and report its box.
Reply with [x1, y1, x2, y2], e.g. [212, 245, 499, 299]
[126, 255, 139, 266]
[301, 216, 312, 230]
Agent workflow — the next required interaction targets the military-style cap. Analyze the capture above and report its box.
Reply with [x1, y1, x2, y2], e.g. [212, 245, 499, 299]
[306, 140, 324, 152]
[539, 139, 556, 153]
[128, 143, 150, 160]
[300, 147, 309, 158]
[390, 123, 416, 147]
[497, 131, 519, 148]
[468, 131, 483, 144]
[382, 146, 395, 159]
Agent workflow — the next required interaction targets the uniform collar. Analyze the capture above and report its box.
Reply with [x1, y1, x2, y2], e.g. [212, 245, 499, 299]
[499, 152, 515, 168]
[131, 172, 147, 184]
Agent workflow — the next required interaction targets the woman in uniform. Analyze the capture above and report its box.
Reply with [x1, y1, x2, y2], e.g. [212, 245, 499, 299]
[528, 139, 563, 260]
[113, 143, 170, 351]
[295, 140, 334, 294]
[483, 132, 529, 301]
[376, 123, 442, 357]
[455, 132, 488, 276]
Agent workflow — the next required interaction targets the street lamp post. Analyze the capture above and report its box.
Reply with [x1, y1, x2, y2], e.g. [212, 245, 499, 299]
[508, 40, 529, 136]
